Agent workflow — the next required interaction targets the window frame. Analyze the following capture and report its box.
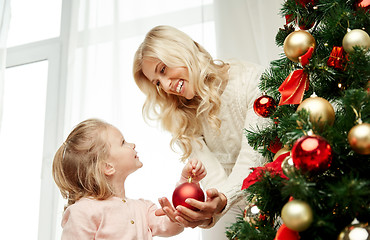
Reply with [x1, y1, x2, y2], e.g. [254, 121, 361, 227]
[4, 0, 214, 238]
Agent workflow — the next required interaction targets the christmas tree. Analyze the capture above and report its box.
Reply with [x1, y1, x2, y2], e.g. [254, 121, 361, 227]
[226, 0, 370, 239]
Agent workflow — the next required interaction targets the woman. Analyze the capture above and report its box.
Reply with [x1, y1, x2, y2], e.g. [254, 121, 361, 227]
[133, 25, 267, 238]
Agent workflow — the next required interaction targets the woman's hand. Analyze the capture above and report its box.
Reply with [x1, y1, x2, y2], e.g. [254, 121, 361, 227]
[174, 188, 227, 228]
[180, 158, 206, 184]
[156, 188, 227, 228]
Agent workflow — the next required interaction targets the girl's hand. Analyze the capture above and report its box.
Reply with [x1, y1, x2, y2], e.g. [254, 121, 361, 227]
[155, 197, 178, 222]
[180, 158, 206, 184]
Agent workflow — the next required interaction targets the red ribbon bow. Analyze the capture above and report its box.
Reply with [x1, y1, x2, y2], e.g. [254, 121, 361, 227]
[278, 47, 314, 106]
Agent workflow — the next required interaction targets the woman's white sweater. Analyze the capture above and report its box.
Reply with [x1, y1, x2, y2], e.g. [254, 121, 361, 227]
[190, 60, 268, 225]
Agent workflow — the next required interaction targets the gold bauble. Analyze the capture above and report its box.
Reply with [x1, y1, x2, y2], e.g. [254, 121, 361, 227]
[284, 30, 316, 62]
[281, 156, 296, 176]
[297, 96, 335, 129]
[342, 29, 370, 53]
[348, 123, 370, 155]
[243, 203, 261, 224]
[281, 200, 313, 232]
[338, 222, 370, 240]
[273, 147, 290, 161]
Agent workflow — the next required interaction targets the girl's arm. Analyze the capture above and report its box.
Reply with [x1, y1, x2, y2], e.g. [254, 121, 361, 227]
[146, 200, 184, 237]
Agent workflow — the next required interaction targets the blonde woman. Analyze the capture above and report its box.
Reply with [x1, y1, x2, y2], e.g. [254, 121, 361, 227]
[133, 25, 268, 239]
[53, 118, 206, 239]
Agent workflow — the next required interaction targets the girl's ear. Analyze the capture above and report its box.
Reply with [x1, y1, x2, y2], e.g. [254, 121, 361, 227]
[103, 162, 115, 176]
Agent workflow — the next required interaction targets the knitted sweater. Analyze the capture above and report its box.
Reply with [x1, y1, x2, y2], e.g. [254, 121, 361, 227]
[190, 60, 268, 225]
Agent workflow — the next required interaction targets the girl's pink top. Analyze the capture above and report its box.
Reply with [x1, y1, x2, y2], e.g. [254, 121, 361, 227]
[61, 197, 183, 240]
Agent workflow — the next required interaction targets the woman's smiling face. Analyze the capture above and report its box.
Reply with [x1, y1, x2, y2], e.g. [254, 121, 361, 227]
[141, 57, 195, 100]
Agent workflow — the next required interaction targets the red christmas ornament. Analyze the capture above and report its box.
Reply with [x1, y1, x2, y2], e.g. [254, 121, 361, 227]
[253, 95, 277, 117]
[356, 0, 370, 11]
[327, 46, 346, 70]
[172, 177, 205, 211]
[291, 135, 333, 172]
[274, 223, 301, 240]
[268, 137, 283, 154]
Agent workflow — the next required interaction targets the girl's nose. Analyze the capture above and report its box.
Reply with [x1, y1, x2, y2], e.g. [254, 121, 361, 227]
[131, 143, 136, 149]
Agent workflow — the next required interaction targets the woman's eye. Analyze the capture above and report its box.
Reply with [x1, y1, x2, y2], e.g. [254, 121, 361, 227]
[160, 65, 166, 73]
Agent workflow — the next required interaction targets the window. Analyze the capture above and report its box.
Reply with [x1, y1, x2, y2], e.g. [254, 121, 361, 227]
[2, 1, 215, 239]
[0, 61, 48, 239]
[7, 0, 62, 47]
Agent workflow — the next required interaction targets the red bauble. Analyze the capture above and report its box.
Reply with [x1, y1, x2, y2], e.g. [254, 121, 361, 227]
[253, 95, 277, 118]
[268, 137, 283, 154]
[172, 181, 205, 211]
[274, 224, 300, 240]
[291, 135, 333, 172]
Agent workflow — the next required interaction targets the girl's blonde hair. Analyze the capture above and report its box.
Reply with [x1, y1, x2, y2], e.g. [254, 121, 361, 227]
[133, 25, 228, 161]
[52, 118, 114, 210]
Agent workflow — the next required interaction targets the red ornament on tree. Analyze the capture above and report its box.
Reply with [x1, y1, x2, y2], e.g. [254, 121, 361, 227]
[172, 177, 205, 211]
[291, 135, 333, 172]
[327, 46, 346, 70]
[356, 0, 370, 11]
[274, 223, 300, 240]
[268, 137, 283, 154]
[253, 95, 277, 118]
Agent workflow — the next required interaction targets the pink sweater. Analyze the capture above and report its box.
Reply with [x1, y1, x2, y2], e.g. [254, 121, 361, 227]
[61, 197, 183, 240]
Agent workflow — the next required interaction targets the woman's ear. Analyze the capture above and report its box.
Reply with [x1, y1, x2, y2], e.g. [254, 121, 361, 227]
[103, 162, 115, 176]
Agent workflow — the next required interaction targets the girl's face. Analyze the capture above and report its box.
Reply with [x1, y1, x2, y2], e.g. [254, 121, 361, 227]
[141, 57, 195, 100]
[104, 126, 142, 178]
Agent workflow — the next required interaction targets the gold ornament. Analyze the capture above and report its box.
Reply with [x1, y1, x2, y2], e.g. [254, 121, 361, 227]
[342, 29, 370, 53]
[243, 203, 261, 224]
[281, 199, 313, 232]
[281, 156, 296, 176]
[338, 222, 370, 240]
[284, 30, 316, 62]
[348, 123, 370, 155]
[297, 95, 335, 129]
[273, 147, 290, 161]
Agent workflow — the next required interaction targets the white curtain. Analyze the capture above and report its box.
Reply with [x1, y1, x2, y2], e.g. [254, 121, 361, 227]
[59, 0, 213, 239]
[214, 0, 285, 67]
[0, 0, 10, 133]
[58, 0, 285, 239]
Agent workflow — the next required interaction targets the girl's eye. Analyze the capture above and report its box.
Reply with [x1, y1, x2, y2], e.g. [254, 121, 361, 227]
[160, 65, 166, 73]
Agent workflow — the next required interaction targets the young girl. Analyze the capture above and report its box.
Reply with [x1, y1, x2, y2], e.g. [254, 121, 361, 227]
[52, 118, 206, 239]
[133, 25, 268, 238]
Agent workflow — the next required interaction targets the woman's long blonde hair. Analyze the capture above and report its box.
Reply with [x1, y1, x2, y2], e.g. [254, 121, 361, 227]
[52, 119, 114, 210]
[133, 25, 229, 161]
